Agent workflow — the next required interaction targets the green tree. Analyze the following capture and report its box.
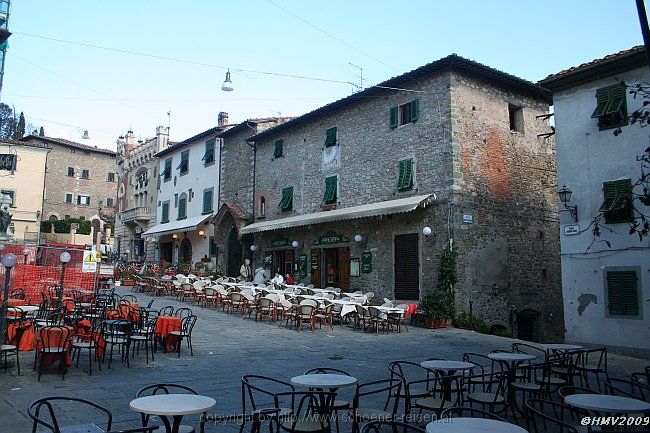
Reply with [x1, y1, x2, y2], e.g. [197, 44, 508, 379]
[39, 126, 45, 136]
[0, 103, 18, 139]
[14, 111, 25, 139]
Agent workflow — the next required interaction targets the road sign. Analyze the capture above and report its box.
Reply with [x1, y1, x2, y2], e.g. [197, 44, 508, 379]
[82, 250, 98, 273]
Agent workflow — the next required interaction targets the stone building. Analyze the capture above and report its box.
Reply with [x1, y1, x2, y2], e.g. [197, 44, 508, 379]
[0, 139, 49, 243]
[212, 117, 291, 276]
[540, 46, 650, 357]
[20, 135, 117, 246]
[142, 113, 229, 266]
[114, 127, 170, 262]
[231, 54, 562, 342]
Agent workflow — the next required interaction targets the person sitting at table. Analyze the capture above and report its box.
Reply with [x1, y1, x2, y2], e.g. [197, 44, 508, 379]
[285, 273, 295, 285]
[271, 271, 284, 285]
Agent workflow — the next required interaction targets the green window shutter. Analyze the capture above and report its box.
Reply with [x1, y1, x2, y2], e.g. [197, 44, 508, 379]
[607, 271, 638, 316]
[397, 159, 414, 191]
[323, 176, 338, 204]
[410, 99, 420, 122]
[178, 198, 186, 219]
[598, 181, 618, 212]
[203, 189, 213, 213]
[605, 84, 626, 115]
[591, 87, 611, 118]
[202, 140, 215, 163]
[390, 106, 398, 128]
[161, 203, 169, 222]
[325, 127, 337, 147]
[600, 179, 633, 223]
[177, 151, 189, 172]
[274, 139, 284, 158]
[278, 186, 293, 211]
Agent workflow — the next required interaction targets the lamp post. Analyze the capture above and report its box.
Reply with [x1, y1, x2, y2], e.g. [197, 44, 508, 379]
[0, 253, 18, 346]
[58, 251, 71, 305]
[468, 290, 476, 332]
[22, 248, 29, 265]
[557, 185, 578, 222]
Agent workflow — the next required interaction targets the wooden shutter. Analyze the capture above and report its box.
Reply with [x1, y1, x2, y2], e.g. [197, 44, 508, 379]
[324, 176, 337, 203]
[203, 189, 213, 213]
[162, 203, 169, 222]
[605, 84, 626, 115]
[390, 106, 398, 128]
[325, 127, 337, 147]
[274, 139, 284, 158]
[338, 247, 350, 291]
[607, 271, 638, 316]
[397, 159, 414, 191]
[592, 87, 611, 118]
[279, 186, 293, 211]
[394, 233, 420, 300]
[410, 99, 420, 122]
[310, 248, 321, 288]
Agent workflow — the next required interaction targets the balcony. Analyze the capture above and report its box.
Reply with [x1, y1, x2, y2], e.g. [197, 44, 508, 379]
[120, 207, 152, 223]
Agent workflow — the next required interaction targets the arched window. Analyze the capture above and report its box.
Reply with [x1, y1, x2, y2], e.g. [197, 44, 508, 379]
[260, 197, 266, 217]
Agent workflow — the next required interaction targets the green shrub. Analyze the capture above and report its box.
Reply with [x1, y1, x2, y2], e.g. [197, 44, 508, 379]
[455, 312, 490, 333]
[420, 290, 455, 320]
[41, 218, 92, 235]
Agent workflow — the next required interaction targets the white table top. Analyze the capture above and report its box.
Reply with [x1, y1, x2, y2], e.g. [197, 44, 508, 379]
[564, 393, 650, 413]
[488, 353, 536, 362]
[129, 394, 216, 416]
[421, 360, 475, 371]
[8, 305, 39, 313]
[426, 417, 528, 433]
[542, 343, 583, 351]
[291, 373, 357, 388]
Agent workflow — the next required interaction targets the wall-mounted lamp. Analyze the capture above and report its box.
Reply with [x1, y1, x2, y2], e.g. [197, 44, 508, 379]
[558, 185, 578, 222]
[172, 233, 178, 239]
[546, 312, 555, 323]
[291, 240, 299, 248]
[250, 244, 258, 252]
[198, 230, 205, 237]
[354, 234, 363, 243]
[422, 227, 432, 237]
[491, 283, 501, 296]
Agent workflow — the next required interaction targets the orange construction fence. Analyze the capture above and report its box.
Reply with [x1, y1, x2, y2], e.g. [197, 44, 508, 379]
[0, 264, 96, 303]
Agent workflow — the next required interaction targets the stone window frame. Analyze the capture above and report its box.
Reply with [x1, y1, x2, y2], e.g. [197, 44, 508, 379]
[508, 103, 524, 132]
[106, 197, 114, 208]
[81, 169, 90, 180]
[67, 167, 75, 177]
[1, 189, 16, 208]
[603, 266, 642, 320]
[107, 172, 115, 182]
[77, 194, 91, 206]
[64, 192, 73, 204]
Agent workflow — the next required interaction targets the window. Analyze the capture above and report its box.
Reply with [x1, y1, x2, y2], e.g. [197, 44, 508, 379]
[508, 104, 524, 132]
[323, 176, 338, 204]
[64, 215, 70, 220]
[174, 193, 178, 208]
[278, 186, 293, 212]
[106, 197, 114, 207]
[202, 188, 214, 214]
[606, 270, 639, 316]
[599, 179, 633, 224]
[209, 236, 218, 257]
[260, 197, 266, 217]
[592, 83, 628, 130]
[177, 150, 189, 175]
[79, 216, 85, 220]
[1, 189, 15, 207]
[397, 158, 414, 191]
[391, 100, 420, 128]
[161, 201, 170, 223]
[274, 139, 284, 158]
[202, 139, 216, 166]
[324, 127, 337, 147]
[65, 193, 73, 204]
[77, 195, 90, 206]
[188, 188, 193, 202]
[81, 169, 90, 179]
[163, 158, 172, 182]
[69, 148, 76, 154]
[107, 172, 115, 182]
[178, 193, 187, 220]
[67, 167, 74, 177]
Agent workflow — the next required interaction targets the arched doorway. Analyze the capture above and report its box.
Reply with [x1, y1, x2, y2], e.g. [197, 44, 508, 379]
[517, 309, 539, 342]
[92, 219, 101, 245]
[179, 237, 192, 263]
[48, 215, 58, 221]
[226, 226, 242, 277]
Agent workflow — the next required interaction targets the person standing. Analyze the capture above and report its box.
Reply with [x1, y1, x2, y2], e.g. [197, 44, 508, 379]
[240, 258, 253, 281]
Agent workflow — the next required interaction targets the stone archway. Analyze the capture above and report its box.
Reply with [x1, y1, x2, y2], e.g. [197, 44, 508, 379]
[212, 202, 249, 275]
[179, 237, 192, 263]
[48, 215, 58, 222]
[517, 309, 540, 342]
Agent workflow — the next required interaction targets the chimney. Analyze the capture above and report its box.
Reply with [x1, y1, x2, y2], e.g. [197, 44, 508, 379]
[155, 125, 170, 153]
[218, 112, 229, 127]
[125, 130, 136, 155]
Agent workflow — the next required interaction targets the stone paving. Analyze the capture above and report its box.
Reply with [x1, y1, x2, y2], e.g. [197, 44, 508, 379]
[1, 287, 648, 432]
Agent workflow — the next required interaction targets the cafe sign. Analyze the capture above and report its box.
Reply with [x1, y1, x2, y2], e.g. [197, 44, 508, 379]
[313, 235, 350, 246]
[268, 239, 291, 248]
[298, 253, 308, 278]
[361, 251, 372, 273]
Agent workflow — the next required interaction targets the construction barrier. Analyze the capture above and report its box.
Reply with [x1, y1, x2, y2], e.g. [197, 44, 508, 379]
[0, 264, 96, 303]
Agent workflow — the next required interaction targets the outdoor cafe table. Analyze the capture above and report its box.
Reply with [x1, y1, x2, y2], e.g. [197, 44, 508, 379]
[8, 305, 39, 316]
[426, 417, 528, 433]
[488, 352, 536, 410]
[564, 393, 650, 415]
[129, 394, 216, 433]
[541, 343, 583, 352]
[421, 360, 475, 400]
[291, 373, 358, 389]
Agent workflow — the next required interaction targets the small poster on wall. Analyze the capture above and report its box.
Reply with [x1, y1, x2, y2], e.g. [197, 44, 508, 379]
[361, 251, 372, 273]
[350, 258, 360, 277]
[298, 253, 308, 278]
[322, 144, 341, 170]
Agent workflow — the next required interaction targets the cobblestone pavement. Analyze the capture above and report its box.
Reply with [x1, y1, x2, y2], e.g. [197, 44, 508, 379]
[1, 287, 648, 432]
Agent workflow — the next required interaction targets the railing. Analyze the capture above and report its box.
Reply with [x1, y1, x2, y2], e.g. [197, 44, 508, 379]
[120, 207, 152, 222]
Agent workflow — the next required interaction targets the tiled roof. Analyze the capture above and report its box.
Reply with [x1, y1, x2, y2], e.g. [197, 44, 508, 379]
[0, 138, 50, 149]
[20, 135, 116, 155]
[542, 46, 644, 81]
[155, 126, 228, 158]
[250, 53, 551, 142]
[218, 117, 293, 138]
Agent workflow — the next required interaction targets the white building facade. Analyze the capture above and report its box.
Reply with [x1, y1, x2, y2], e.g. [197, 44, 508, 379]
[541, 46, 650, 357]
[143, 115, 228, 267]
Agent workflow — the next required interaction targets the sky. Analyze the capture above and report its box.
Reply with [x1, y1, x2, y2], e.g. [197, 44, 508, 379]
[2, 0, 646, 150]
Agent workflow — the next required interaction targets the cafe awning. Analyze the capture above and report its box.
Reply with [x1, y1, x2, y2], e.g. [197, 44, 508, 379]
[141, 214, 213, 237]
[239, 194, 435, 235]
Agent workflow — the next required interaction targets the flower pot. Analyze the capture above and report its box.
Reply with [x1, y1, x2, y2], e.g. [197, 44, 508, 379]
[425, 318, 448, 329]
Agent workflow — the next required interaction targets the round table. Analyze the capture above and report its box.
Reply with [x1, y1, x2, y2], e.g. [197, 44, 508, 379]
[291, 374, 357, 389]
[421, 360, 475, 371]
[488, 353, 536, 415]
[130, 394, 216, 433]
[8, 305, 39, 315]
[564, 393, 650, 414]
[542, 343, 583, 351]
[426, 417, 528, 433]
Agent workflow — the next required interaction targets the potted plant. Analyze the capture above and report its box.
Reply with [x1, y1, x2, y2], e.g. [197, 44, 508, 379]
[420, 289, 454, 328]
[120, 270, 136, 286]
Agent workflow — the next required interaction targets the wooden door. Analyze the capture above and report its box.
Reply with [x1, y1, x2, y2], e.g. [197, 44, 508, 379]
[285, 249, 295, 276]
[394, 233, 420, 300]
[310, 248, 321, 288]
[338, 247, 350, 291]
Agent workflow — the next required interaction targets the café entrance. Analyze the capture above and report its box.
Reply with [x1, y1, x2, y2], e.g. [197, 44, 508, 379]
[272, 249, 294, 277]
[310, 246, 349, 290]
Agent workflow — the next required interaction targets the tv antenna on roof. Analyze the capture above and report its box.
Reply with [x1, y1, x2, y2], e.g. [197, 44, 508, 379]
[349, 62, 363, 93]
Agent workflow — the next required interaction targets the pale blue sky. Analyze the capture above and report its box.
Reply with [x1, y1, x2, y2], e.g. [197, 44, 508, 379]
[2, 0, 645, 149]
